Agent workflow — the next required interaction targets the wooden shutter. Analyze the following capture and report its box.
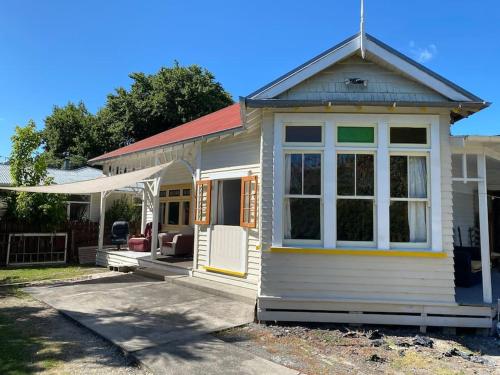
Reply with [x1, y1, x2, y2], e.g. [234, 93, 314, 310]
[240, 176, 258, 228]
[194, 180, 211, 225]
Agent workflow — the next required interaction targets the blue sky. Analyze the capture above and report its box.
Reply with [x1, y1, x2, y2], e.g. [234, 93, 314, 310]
[0, 0, 499, 159]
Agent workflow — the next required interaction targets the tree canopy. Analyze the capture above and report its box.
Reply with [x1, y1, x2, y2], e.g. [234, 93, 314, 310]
[10, 121, 66, 228]
[41, 63, 233, 168]
[10, 120, 48, 186]
[42, 102, 96, 168]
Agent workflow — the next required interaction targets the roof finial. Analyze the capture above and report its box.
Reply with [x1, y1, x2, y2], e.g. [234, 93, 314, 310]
[360, 0, 366, 59]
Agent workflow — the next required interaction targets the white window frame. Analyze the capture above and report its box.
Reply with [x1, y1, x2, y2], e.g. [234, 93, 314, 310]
[282, 122, 325, 147]
[282, 150, 323, 246]
[336, 150, 377, 247]
[272, 113, 441, 252]
[66, 195, 91, 221]
[389, 151, 431, 249]
[389, 124, 430, 148]
[335, 122, 378, 148]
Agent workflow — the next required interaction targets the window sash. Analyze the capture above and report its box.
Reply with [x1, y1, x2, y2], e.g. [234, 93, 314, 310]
[283, 151, 323, 243]
[389, 154, 429, 200]
[283, 152, 322, 198]
[336, 199, 375, 246]
[336, 152, 375, 198]
[336, 152, 375, 245]
[389, 125, 430, 148]
[283, 197, 322, 242]
[389, 153, 430, 246]
[390, 201, 430, 246]
[240, 176, 258, 228]
[167, 202, 180, 225]
[194, 180, 211, 225]
[335, 123, 377, 147]
[282, 123, 324, 146]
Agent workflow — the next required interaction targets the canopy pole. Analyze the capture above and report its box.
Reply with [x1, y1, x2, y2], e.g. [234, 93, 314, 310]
[150, 177, 161, 260]
[141, 188, 148, 234]
[98, 191, 108, 251]
[477, 153, 492, 304]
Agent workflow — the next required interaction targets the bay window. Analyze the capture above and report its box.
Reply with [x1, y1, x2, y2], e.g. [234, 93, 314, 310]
[336, 153, 375, 244]
[275, 115, 438, 251]
[284, 152, 322, 242]
[389, 155, 429, 245]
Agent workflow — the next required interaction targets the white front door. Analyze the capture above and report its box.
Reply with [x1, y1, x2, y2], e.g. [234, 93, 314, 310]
[210, 225, 246, 273]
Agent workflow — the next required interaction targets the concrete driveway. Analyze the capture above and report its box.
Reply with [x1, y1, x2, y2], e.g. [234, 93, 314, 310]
[25, 272, 297, 375]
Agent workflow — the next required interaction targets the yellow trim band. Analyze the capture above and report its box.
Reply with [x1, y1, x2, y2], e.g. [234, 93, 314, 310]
[203, 266, 246, 278]
[269, 247, 447, 258]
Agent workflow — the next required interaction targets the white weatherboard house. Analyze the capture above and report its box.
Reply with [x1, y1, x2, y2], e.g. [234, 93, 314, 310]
[6, 32, 499, 329]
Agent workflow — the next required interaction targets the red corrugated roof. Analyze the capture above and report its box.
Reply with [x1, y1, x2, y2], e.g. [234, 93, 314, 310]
[89, 103, 242, 163]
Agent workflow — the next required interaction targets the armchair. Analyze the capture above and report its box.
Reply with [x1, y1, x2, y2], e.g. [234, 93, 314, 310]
[128, 222, 153, 252]
[159, 228, 194, 256]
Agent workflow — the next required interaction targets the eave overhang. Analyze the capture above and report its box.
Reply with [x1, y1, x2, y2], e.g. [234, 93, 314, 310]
[244, 98, 490, 123]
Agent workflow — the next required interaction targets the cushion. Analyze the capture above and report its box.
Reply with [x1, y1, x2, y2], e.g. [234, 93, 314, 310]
[471, 260, 482, 273]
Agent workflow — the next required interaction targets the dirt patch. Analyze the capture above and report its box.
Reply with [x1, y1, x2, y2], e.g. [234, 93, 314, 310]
[215, 323, 500, 375]
[0, 289, 151, 375]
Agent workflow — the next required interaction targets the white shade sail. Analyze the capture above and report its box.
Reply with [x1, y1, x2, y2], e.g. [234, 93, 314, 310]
[0, 162, 173, 194]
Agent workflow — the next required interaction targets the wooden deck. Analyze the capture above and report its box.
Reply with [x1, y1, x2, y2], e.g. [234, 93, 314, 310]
[95, 248, 193, 275]
[456, 269, 500, 306]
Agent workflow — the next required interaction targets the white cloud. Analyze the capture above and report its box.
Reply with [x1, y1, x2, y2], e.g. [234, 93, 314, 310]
[409, 42, 437, 63]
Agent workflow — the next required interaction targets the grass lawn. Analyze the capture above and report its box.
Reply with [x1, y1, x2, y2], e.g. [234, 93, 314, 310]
[0, 265, 106, 285]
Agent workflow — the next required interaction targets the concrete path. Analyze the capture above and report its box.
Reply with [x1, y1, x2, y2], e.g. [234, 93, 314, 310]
[25, 272, 297, 375]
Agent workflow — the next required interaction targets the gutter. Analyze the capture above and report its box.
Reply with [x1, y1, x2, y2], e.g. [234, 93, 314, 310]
[244, 98, 490, 110]
[463, 135, 500, 144]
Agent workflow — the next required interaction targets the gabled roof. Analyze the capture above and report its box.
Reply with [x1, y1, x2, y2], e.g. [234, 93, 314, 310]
[89, 103, 242, 164]
[246, 33, 488, 107]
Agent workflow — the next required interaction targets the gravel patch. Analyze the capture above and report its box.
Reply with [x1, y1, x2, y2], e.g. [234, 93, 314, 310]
[215, 322, 500, 375]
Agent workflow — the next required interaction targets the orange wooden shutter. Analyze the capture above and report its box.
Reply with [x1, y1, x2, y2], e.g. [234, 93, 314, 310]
[240, 176, 258, 228]
[194, 180, 211, 225]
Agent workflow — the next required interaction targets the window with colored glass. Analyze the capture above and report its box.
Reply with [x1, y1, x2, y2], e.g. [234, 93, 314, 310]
[337, 126, 375, 145]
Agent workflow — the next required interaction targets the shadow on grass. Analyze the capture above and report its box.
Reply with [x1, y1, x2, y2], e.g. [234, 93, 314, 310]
[0, 291, 140, 375]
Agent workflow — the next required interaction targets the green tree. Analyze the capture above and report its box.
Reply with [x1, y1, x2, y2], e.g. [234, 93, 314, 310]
[40, 63, 233, 164]
[95, 62, 234, 148]
[105, 197, 141, 233]
[10, 121, 67, 228]
[42, 101, 97, 168]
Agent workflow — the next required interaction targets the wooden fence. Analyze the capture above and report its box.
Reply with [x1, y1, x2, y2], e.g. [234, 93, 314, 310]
[0, 219, 141, 266]
[0, 221, 99, 265]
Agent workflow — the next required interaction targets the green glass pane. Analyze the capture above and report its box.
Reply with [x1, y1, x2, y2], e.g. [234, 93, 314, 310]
[338, 126, 374, 143]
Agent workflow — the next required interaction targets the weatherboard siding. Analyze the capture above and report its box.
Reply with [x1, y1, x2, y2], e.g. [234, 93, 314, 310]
[278, 55, 447, 103]
[258, 109, 456, 305]
[195, 129, 262, 288]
